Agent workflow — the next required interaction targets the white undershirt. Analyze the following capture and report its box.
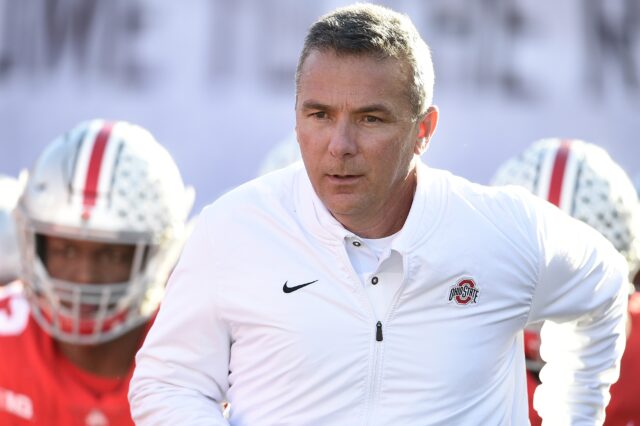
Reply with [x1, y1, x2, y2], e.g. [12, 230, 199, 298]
[344, 232, 404, 320]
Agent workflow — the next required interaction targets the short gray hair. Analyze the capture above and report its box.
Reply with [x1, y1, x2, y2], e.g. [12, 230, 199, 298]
[295, 3, 434, 118]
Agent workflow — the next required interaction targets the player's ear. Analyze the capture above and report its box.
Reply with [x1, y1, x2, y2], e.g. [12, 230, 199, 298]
[415, 106, 439, 155]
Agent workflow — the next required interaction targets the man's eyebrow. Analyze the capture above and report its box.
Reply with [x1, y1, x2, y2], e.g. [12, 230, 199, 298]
[300, 101, 392, 115]
[354, 104, 392, 115]
[300, 101, 331, 111]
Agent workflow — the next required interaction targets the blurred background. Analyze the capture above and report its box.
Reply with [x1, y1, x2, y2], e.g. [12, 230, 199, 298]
[0, 0, 638, 211]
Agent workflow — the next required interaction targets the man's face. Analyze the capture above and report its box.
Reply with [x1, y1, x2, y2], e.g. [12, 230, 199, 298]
[295, 49, 435, 230]
[43, 235, 135, 284]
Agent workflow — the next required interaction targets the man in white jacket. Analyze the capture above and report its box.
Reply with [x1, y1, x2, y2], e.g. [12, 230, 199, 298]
[129, 4, 628, 425]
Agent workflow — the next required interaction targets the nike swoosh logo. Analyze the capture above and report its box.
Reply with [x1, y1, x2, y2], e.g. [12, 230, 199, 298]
[283, 280, 318, 294]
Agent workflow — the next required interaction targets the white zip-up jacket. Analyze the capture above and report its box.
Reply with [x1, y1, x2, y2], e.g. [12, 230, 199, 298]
[129, 161, 628, 425]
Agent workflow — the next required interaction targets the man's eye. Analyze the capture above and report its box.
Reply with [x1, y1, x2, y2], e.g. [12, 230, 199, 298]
[364, 115, 381, 123]
[311, 111, 327, 119]
[96, 250, 129, 264]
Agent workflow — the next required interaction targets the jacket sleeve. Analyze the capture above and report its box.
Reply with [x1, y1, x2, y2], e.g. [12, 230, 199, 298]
[129, 209, 231, 425]
[525, 196, 628, 425]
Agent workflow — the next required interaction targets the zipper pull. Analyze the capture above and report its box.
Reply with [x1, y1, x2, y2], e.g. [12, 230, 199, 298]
[376, 321, 383, 342]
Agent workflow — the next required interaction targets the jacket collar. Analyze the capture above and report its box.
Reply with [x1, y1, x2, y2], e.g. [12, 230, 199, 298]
[294, 159, 447, 253]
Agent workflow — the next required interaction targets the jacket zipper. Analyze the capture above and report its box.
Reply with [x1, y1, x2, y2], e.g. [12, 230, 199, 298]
[336, 244, 385, 424]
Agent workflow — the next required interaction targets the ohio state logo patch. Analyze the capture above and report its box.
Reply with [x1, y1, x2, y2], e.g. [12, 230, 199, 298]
[448, 278, 479, 305]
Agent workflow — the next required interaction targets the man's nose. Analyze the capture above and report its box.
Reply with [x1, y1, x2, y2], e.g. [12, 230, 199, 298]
[69, 257, 100, 284]
[328, 119, 358, 158]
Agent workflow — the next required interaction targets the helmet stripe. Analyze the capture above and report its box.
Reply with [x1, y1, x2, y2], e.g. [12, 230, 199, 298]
[82, 122, 115, 216]
[547, 139, 572, 207]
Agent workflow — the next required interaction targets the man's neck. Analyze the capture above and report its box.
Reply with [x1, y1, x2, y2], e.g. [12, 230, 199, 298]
[336, 171, 417, 239]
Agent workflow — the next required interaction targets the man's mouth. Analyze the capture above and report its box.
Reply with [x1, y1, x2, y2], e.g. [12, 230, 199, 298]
[326, 174, 363, 183]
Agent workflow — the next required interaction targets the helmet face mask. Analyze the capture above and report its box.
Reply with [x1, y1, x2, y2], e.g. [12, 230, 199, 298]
[16, 119, 194, 345]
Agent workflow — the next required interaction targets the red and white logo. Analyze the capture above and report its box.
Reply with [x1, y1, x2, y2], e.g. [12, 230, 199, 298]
[448, 278, 480, 305]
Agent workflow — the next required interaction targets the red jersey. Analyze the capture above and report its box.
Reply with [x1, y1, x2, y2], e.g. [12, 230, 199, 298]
[0, 283, 145, 426]
[526, 370, 542, 426]
[525, 292, 640, 425]
[605, 291, 640, 425]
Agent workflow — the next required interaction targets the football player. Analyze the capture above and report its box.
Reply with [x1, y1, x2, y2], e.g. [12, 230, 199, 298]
[0, 119, 194, 425]
[492, 137, 640, 425]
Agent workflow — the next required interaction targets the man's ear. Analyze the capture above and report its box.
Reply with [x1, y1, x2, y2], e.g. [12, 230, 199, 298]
[418, 123, 427, 139]
[415, 105, 439, 155]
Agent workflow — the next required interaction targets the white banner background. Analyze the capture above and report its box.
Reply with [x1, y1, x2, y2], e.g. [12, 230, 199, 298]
[0, 0, 638, 211]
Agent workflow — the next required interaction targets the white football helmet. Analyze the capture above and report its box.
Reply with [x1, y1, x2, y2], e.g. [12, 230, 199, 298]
[492, 138, 640, 280]
[0, 174, 21, 285]
[257, 131, 301, 176]
[15, 119, 195, 345]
